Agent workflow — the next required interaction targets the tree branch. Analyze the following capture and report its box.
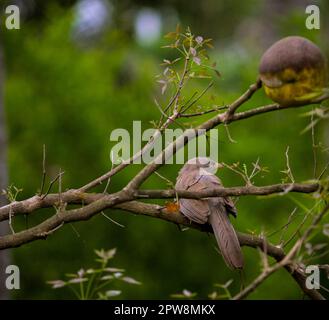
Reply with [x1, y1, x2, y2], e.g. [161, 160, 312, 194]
[0, 182, 318, 222]
[0, 197, 323, 300]
[136, 182, 319, 199]
[223, 79, 262, 121]
[123, 85, 329, 191]
[232, 203, 329, 300]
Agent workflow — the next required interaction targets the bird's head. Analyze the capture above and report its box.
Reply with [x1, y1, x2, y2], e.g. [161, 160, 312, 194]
[259, 36, 328, 106]
[183, 157, 223, 176]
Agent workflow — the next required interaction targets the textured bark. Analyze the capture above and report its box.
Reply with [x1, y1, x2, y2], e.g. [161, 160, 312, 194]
[0, 40, 10, 300]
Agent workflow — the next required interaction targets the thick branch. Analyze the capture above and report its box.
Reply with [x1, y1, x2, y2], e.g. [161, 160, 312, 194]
[0, 182, 318, 222]
[224, 80, 262, 120]
[137, 182, 319, 199]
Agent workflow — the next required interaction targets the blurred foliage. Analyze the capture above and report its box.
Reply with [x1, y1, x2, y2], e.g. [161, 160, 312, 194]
[47, 248, 141, 299]
[1, 0, 329, 299]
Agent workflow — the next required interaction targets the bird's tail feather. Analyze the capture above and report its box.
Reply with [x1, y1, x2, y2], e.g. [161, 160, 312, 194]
[209, 206, 244, 269]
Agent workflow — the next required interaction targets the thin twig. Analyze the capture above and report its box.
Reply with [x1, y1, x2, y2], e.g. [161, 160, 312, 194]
[101, 211, 125, 228]
[318, 161, 329, 180]
[39, 144, 46, 196]
[154, 171, 175, 187]
[103, 152, 115, 194]
[160, 55, 190, 124]
[179, 81, 214, 114]
[279, 207, 297, 247]
[41, 172, 64, 200]
[179, 105, 227, 118]
[58, 168, 63, 207]
[283, 146, 295, 183]
[283, 202, 319, 248]
[224, 124, 237, 143]
[8, 205, 15, 234]
[311, 110, 317, 179]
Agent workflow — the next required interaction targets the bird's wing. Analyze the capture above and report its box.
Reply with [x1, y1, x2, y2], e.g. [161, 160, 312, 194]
[176, 172, 210, 224]
[179, 198, 210, 224]
[259, 75, 284, 88]
[223, 197, 237, 217]
[179, 180, 210, 224]
[294, 89, 324, 102]
[199, 174, 238, 217]
[176, 171, 237, 223]
[175, 169, 201, 189]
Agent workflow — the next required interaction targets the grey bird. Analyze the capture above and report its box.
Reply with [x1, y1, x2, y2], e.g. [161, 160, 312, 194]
[175, 157, 244, 269]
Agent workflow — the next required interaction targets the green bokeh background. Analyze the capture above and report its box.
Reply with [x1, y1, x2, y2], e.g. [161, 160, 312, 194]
[1, 0, 329, 299]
